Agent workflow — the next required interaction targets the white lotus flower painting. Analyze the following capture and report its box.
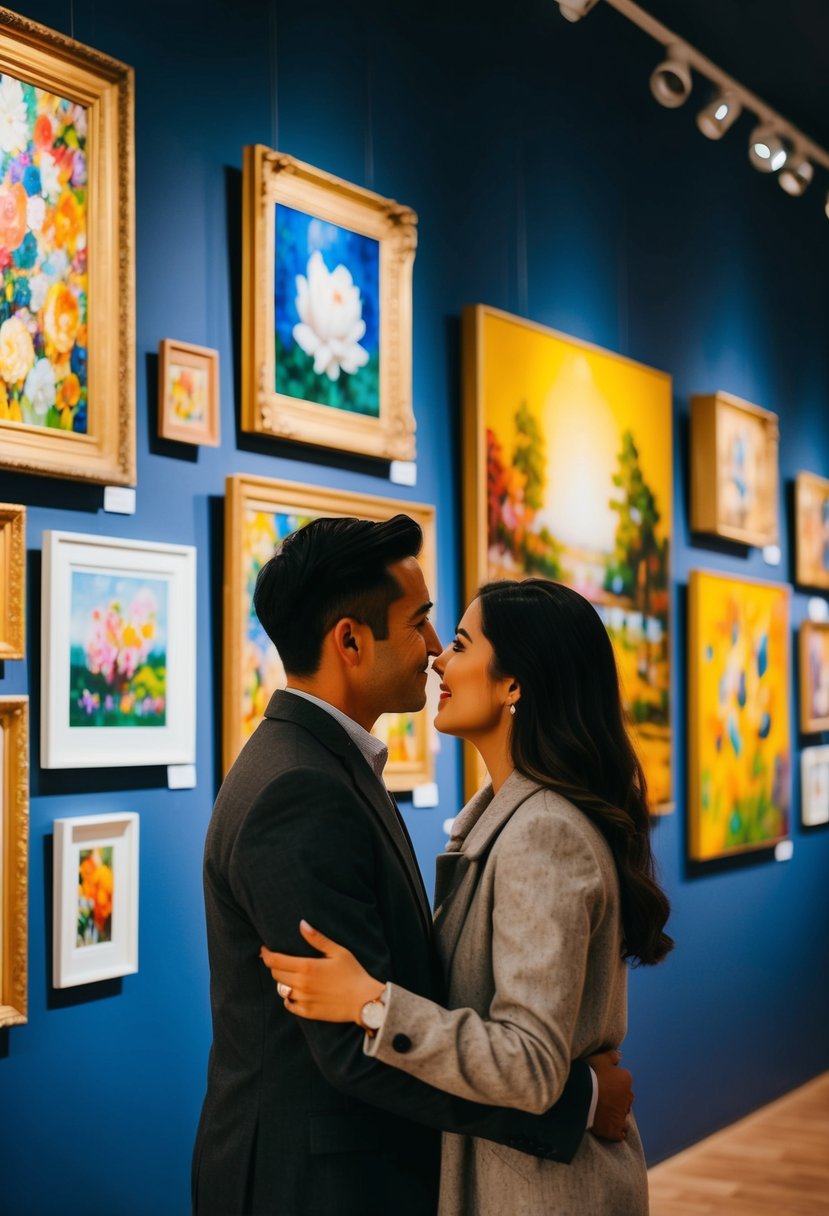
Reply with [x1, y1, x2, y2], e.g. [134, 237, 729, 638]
[274, 203, 380, 417]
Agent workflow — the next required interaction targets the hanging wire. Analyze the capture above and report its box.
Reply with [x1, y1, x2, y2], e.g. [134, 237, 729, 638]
[69, 0, 75, 39]
[269, 0, 279, 149]
[364, 22, 375, 189]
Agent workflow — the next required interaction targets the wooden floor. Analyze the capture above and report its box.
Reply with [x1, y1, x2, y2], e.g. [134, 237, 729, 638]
[648, 1072, 829, 1215]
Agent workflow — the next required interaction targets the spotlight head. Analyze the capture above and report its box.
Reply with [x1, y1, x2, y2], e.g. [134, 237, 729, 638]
[556, 0, 600, 20]
[825, 190, 829, 220]
[778, 153, 813, 197]
[650, 47, 692, 109]
[696, 91, 742, 140]
[748, 123, 791, 173]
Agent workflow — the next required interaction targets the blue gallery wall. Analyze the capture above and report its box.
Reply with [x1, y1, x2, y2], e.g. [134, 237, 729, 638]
[1, 1, 828, 1212]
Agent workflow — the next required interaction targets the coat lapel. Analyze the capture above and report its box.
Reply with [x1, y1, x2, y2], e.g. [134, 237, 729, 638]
[433, 771, 543, 967]
[264, 691, 433, 936]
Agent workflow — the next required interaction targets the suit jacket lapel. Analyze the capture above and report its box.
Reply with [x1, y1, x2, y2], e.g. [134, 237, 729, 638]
[434, 771, 543, 967]
[264, 691, 433, 936]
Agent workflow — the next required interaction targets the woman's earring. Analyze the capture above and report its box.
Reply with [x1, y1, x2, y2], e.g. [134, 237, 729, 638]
[509, 704, 516, 716]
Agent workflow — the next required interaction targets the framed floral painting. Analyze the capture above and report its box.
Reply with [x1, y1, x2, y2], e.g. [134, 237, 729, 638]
[0, 9, 134, 484]
[0, 694, 28, 1027]
[691, 392, 779, 547]
[224, 474, 436, 791]
[158, 339, 220, 447]
[801, 746, 829, 827]
[241, 146, 416, 461]
[0, 502, 25, 659]
[41, 531, 196, 768]
[688, 570, 790, 861]
[53, 811, 138, 988]
[799, 621, 829, 733]
[463, 305, 673, 807]
[795, 471, 829, 590]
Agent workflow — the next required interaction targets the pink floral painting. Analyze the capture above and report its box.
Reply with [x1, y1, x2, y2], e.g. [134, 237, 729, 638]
[0, 72, 88, 432]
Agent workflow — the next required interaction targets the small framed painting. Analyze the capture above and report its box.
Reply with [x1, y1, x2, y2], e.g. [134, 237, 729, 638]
[0, 9, 135, 485]
[241, 146, 417, 461]
[0, 695, 28, 1027]
[801, 746, 829, 827]
[688, 570, 790, 860]
[0, 503, 25, 659]
[158, 339, 220, 447]
[795, 472, 829, 590]
[41, 531, 196, 768]
[799, 621, 829, 733]
[691, 392, 779, 547]
[53, 812, 138, 988]
[224, 473, 436, 791]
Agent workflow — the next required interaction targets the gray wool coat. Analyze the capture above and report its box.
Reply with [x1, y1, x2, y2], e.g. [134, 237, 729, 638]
[366, 770, 649, 1216]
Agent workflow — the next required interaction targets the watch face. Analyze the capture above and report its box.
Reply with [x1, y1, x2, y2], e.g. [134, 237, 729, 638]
[361, 1000, 385, 1031]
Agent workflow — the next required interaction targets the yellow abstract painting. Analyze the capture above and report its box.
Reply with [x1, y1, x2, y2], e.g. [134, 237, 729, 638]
[463, 306, 673, 807]
[688, 571, 790, 860]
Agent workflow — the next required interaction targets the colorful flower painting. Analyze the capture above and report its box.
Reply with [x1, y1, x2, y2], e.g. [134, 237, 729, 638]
[469, 308, 673, 806]
[800, 622, 829, 732]
[69, 571, 167, 728]
[0, 72, 88, 433]
[274, 203, 380, 417]
[689, 571, 790, 860]
[77, 845, 113, 946]
[796, 473, 829, 590]
[166, 361, 207, 425]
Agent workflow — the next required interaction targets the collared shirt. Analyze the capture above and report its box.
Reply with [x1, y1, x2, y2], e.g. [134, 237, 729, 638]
[283, 687, 389, 784]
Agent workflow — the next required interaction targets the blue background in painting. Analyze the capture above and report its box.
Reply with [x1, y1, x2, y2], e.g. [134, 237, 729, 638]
[274, 202, 380, 355]
[70, 571, 169, 653]
[0, 1, 827, 1214]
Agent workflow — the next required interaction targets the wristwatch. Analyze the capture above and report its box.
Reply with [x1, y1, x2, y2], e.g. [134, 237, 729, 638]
[359, 985, 389, 1035]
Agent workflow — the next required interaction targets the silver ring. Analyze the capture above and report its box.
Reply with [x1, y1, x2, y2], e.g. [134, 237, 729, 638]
[277, 982, 292, 1000]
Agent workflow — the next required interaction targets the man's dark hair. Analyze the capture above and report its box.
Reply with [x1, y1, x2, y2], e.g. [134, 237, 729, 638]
[253, 513, 423, 676]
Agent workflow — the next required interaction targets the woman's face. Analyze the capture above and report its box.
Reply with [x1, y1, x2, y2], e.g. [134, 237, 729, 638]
[432, 598, 514, 740]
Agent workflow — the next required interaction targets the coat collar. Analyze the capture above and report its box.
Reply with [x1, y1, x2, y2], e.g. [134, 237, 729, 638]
[263, 690, 433, 936]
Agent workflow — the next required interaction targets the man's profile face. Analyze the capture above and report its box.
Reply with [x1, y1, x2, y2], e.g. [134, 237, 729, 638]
[369, 557, 441, 714]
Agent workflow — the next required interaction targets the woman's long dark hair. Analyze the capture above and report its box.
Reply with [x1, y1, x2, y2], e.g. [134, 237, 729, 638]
[478, 579, 673, 966]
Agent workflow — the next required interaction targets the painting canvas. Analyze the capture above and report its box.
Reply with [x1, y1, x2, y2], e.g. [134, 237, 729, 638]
[801, 746, 829, 827]
[799, 621, 829, 733]
[691, 393, 779, 546]
[0, 695, 28, 1028]
[795, 472, 829, 590]
[688, 570, 790, 861]
[42, 531, 196, 768]
[53, 812, 138, 988]
[241, 146, 416, 460]
[158, 339, 219, 446]
[224, 474, 436, 791]
[0, 10, 134, 484]
[463, 305, 672, 807]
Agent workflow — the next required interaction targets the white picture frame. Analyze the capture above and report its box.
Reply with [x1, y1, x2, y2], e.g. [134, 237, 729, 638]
[41, 531, 196, 768]
[801, 745, 829, 828]
[53, 812, 139, 988]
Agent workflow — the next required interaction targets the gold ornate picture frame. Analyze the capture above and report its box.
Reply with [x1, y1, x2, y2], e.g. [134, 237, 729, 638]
[1, 695, 28, 1028]
[691, 391, 779, 547]
[795, 471, 829, 590]
[0, 503, 25, 659]
[158, 339, 220, 447]
[241, 146, 417, 461]
[0, 7, 135, 485]
[224, 474, 436, 791]
[799, 620, 829, 734]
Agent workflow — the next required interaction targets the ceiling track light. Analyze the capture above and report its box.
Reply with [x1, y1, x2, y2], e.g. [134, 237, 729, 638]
[649, 45, 692, 109]
[558, 0, 829, 221]
[696, 90, 741, 141]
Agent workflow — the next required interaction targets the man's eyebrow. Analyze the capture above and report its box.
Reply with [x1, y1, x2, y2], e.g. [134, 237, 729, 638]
[455, 627, 473, 642]
[409, 601, 433, 620]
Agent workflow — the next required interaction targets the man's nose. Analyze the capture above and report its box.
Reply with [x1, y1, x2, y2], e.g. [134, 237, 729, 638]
[425, 622, 442, 657]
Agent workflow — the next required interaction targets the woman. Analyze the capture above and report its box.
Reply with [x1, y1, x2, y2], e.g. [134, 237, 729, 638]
[263, 579, 673, 1214]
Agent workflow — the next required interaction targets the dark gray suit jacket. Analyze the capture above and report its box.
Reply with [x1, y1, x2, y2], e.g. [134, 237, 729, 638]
[192, 691, 591, 1216]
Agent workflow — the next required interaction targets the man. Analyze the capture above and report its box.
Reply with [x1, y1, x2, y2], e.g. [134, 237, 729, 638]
[193, 514, 632, 1215]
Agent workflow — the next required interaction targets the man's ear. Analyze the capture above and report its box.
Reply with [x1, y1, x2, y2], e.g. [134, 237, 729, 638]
[332, 618, 366, 666]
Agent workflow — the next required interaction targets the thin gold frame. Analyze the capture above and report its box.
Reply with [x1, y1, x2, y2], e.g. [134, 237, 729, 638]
[794, 471, 829, 590]
[0, 504, 25, 659]
[0, 7, 135, 485]
[691, 391, 779, 547]
[224, 474, 436, 791]
[799, 621, 829, 734]
[158, 339, 220, 447]
[1, 695, 28, 1028]
[241, 145, 417, 461]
